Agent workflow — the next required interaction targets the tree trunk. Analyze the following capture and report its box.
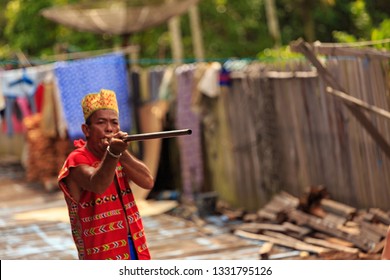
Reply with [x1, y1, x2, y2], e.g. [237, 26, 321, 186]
[264, 0, 281, 47]
[301, 0, 316, 42]
[167, 0, 184, 63]
[189, 5, 205, 61]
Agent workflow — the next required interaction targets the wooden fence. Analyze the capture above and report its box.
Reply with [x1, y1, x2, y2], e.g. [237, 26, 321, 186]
[213, 45, 390, 211]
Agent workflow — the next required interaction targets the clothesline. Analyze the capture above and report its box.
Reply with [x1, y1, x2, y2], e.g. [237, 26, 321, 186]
[2, 38, 390, 67]
[1, 56, 263, 67]
[2, 55, 357, 68]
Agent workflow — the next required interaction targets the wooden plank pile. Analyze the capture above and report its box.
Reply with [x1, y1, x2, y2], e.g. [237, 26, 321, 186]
[23, 113, 71, 191]
[229, 186, 389, 259]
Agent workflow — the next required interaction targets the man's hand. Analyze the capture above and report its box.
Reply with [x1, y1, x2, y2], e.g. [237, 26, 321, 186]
[107, 131, 129, 156]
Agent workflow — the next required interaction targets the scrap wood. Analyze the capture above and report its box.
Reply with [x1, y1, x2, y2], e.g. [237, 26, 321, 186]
[268, 250, 309, 260]
[235, 223, 287, 234]
[243, 213, 258, 222]
[288, 209, 376, 252]
[234, 229, 328, 254]
[303, 237, 360, 254]
[298, 185, 329, 213]
[369, 208, 390, 225]
[312, 233, 355, 248]
[360, 220, 388, 237]
[323, 212, 348, 226]
[314, 250, 380, 260]
[358, 221, 387, 243]
[257, 209, 286, 223]
[233, 188, 388, 259]
[370, 237, 386, 254]
[258, 191, 300, 219]
[315, 250, 360, 260]
[320, 198, 357, 219]
[258, 242, 274, 259]
[282, 222, 312, 237]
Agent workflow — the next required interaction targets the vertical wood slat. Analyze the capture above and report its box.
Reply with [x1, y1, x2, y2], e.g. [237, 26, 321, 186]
[223, 50, 390, 210]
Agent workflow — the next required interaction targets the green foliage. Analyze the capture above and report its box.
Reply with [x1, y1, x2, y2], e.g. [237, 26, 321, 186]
[257, 46, 303, 61]
[349, 0, 372, 37]
[371, 19, 390, 49]
[332, 31, 357, 43]
[4, 0, 56, 56]
[1, 0, 390, 63]
[331, 1, 390, 51]
[1, 0, 123, 61]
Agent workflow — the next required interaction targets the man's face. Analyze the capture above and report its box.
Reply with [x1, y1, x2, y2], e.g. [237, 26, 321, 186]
[83, 109, 120, 151]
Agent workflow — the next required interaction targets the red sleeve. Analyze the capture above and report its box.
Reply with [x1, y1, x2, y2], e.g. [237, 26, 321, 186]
[58, 148, 91, 181]
[57, 147, 95, 201]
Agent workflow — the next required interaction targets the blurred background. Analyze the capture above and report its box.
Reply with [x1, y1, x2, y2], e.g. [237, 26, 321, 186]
[1, 0, 390, 260]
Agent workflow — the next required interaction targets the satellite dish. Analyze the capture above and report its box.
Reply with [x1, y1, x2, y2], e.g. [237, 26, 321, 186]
[41, 0, 200, 35]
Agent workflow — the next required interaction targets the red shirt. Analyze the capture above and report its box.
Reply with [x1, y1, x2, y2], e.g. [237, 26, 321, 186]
[58, 140, 151, 260]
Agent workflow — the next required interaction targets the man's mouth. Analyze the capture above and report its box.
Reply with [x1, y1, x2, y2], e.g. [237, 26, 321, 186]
[101, 137, 111, 144]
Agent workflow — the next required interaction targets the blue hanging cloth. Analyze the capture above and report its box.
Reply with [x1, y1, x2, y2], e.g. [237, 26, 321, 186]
[54, 53, 132, 140]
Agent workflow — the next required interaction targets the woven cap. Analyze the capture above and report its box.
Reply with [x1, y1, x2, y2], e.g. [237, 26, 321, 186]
[81, 89, 119, 121]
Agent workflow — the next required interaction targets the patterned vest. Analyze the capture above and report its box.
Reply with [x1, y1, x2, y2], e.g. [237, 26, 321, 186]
[58, 140, 151, 260]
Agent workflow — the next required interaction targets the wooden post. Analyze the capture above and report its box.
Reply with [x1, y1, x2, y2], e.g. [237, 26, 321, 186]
[189, 4, 205, 61]
[264, 0, 281, 48]
[168, 16, 184, 63]
[167, 0, 184, 64]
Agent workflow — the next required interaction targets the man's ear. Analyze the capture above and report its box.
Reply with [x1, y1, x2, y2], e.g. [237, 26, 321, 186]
[81, 124, 90, 138]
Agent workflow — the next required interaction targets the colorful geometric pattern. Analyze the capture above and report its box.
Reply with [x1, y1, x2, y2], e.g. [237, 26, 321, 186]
[132, 230, 145, 241]
[86, 239, 127, 256]
[137, 243, 148, 253]
[127, 212, 141, 224]
[83, 221, 125, 236]
[107, 253, 129, 260]
[81, 89, 119, 121]
[80, 194, 118, 208]
[124, 201, 136, 210]
[81, 209, 122, 222]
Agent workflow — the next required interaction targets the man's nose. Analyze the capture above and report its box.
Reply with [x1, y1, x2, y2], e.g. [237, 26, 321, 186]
[106, 123, 113, 132]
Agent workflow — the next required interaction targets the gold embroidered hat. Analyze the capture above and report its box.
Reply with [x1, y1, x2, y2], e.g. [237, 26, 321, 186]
[81, 89, 119, 120]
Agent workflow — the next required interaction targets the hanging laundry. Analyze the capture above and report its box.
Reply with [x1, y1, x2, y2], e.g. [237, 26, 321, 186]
[40, 80, 58, 138]
[149, 66, 165, 102]
[0, 64, 54, 136]
[44, 72, 68, 139]
[3, 97, 25, 135]
[198, 62, 222, 98]
[175, 64, 204, 202]
[139, 68, 150, 103]
[34, 83, 45, 113]
[1, 65, 53, 110]
[158, 65, 175, 101]
[54, 53, 132, 140]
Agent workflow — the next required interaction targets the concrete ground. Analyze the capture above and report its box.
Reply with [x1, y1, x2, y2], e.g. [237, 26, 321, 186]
[0, 158, 261, 260]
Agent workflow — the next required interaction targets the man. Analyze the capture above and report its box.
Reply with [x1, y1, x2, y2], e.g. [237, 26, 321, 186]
[58, 89, 154, 260]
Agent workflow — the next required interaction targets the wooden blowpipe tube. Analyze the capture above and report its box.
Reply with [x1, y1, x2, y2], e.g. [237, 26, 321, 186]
[123, 129, 192, 142]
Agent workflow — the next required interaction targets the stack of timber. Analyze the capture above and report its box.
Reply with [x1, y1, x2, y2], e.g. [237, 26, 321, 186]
[230, 186, 389, 260]
[23, 114, 71, 191]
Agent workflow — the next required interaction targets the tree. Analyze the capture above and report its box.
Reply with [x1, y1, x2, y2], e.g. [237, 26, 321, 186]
[1, 0, 390, 63]
[2, 0, 121, 62]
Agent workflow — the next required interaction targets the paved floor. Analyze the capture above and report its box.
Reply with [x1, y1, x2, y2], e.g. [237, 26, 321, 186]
[0, 159, 261, 260]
